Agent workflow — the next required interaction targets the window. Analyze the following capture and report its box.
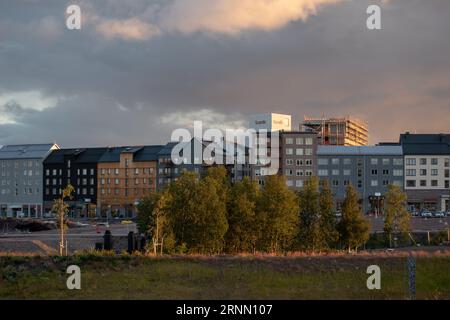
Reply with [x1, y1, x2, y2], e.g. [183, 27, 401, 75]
[305, 138, 313, 145]
[285, 138, 293, 144]
[295, 148, 304, 156]
[90, 169, 94, 175]
[420, 158, 427, 165]
[445, 180, 449, 189]
[406, 169, 416, 176]
[420, 169, 427, 176]
[393, 169, 403, 177]
[382, 159, 390, 165]
[286, 148, 293, 155]
[82, 178, 87, 185]
[296, 159, 304, 166]
[445, 169, 449, 178]
[382, 180, 389, 186]
[431, 158, 438, 165]
[90, 178, 94, 185]
[393, 180, 403, 187]
[305, 170, 313, 176]
[358, 180, 363, 188]
[393, 158, 403, 166]
[357, 159, 363, 167]
[286, 159, 293, 165]
[371, 158, 378, 165]
[406, 158, 416, 166]
[318, 158, 328, 166]
[343, 169, 351, 176]
[82, 169, 87, 175]
[382, 169, 389, 175]
[52, 169, 57, 176]
[406, 180, 416, 187]
[371, 180, 378, 187]
[431, 180, 438, 187]
[357, 169, 362, 177]
[332, 180, 339, 187]
[135, 178, 139, 185]
[431, 169, 438, 176]
[296, 138, 304, 145]
[285, 169, 293, 176]
[318, 169, 328, 176]
[343, 180, 350, 186]
[115, 179, 119, 185]
[332, 169, 339, 176]
[331, 158, 340, 165]
[305, 148, 313, 156]
[295, 180, 304, 188]
[420, 180, 427, 187]
[445, 158, 450, 167]
[286, 180, 293, 187]
[296, 170, 303, 176]
[115, 168, 119, 175]
[134, 168, 139, 175]
[343, 158, 351, 165]
[46, 169, 50, 176]
[371, 169, 378, 175]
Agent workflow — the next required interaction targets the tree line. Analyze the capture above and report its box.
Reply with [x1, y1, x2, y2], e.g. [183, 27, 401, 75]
[137, 167, 410, 254]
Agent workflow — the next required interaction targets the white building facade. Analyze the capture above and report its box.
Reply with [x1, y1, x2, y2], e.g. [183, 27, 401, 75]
[0, 144, 59, 218]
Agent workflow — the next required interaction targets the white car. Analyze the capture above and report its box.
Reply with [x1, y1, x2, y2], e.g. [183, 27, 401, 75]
[420, 210, 432, 218]
[434, 211, 445, 218]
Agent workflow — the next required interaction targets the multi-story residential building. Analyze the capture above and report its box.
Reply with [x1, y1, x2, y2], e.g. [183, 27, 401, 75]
[97, 145, 163, 218]
[317, 145, 404, 214]
[281, 132, 318, 190]
[43, 148, 107, 218]
[249, 113, 292, 132]
[157, 139, 231, 190]
[302, 116, 369, 146]
[0, 144, 59, 218]
[400, 133, 450, 211]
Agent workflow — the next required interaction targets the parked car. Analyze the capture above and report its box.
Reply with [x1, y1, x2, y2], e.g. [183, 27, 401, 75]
[434, 211, 445, 218]
[420, 210, 432, 218]
[446, 210, 450, 217]
[409, 210, 419, 217]
[334, 211, 342, 218]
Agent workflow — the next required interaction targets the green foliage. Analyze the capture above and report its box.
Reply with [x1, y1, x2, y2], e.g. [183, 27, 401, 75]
[166, 170, 228, 254]
[338, 185, 370, 252]
[318, 180, 339, 249]
[225, 177, 261, 253]
[384, 184, 410, 241]
[257, 175, 299, 253]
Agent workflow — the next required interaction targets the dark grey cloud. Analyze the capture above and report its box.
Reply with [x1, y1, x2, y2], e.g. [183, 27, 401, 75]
[0, 0, 449, 147]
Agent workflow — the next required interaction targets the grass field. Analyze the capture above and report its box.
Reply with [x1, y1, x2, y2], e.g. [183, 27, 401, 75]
[0, 253, 449, 300]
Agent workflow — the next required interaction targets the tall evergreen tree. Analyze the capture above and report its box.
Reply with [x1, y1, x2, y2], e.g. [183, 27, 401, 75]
[384, 184, 410, 247]
[319, 180, 339, 250]
[225, 177, 261, 253]
[338, 185, 370, 252]
[298, 177, 321, 251]
[257, 175, 299, 253]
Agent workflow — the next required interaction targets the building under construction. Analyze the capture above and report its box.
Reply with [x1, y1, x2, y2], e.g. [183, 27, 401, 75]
[301, 116, 369, 146]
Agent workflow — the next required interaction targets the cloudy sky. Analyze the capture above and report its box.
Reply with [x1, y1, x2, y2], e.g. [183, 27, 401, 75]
[0, 0, 449, 147]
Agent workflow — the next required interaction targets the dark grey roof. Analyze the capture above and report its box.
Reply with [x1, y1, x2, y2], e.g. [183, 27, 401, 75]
[99, 145, 164, 162]
[0, 144, 58, 160]
[157, 142, 179, 156]
[400, 133, 450, 155]
[134, 145, 164, 161]
[45, 148, 107, 164]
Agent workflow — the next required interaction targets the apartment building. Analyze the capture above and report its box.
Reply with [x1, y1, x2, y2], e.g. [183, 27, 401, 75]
[281, 132, 318, 190]
[317, 145, 404, 214]
[302, 116, 369, 146]
[400, 133, 450, 211]
[0, 144, 58, 218]
[43, 148, 107, 218]
[97, 145, 163, 218]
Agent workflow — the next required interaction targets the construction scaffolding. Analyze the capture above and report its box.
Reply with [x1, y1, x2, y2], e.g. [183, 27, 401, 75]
[301, 116, 369, 146]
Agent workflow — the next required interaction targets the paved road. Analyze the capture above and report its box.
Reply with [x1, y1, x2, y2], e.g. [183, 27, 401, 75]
[0, 222, 137, 254]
